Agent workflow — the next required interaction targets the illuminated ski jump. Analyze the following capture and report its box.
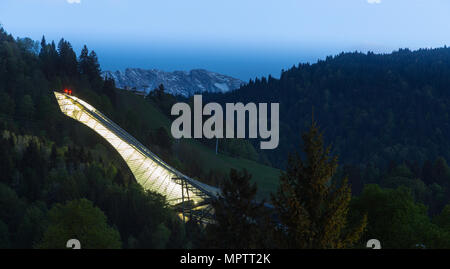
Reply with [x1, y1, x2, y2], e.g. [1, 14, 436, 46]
[54, 91, 219, 221]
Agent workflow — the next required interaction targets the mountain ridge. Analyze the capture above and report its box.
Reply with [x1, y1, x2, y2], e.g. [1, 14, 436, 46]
[103, 68, 244, 97]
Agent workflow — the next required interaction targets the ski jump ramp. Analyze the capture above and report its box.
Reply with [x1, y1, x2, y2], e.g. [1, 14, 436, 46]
[54, 92, 219, 221]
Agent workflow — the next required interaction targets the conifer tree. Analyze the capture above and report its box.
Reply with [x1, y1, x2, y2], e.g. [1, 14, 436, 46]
[78, 45, 90, 76]
[57, 38, 78, 78]
[272, 119, 367, 248]
[39, 36, 58, 78]
[78, 45, 102, 88]
[39, 36, 47, 58]
[205, 169, 271, 248]
[87, 50, 101, 80]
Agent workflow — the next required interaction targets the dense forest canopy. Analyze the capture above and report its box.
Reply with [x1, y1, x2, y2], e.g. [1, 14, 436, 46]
[204, 47, 450, 170]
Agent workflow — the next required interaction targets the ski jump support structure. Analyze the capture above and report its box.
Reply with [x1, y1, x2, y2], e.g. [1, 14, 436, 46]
[54, 92, 220, 223]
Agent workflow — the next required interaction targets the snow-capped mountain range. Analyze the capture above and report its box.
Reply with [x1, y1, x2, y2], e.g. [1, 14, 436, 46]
[103, 68, 244, 97]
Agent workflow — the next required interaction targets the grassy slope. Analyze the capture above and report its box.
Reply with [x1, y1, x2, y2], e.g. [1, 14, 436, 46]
[115, 90, 281, 200]
[184, 139, 281, 199]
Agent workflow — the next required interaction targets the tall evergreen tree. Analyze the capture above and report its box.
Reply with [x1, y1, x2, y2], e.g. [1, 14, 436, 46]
[39, 36, 59, 79]
[78, 45, 102, 88]
[39, 36, 47, 58]
[272, 119, 367, 248]
[87, 50, 101, 79]
[78, 45, 89, 72]
[205, 169, 272, 248]
[57, 38, 78, 78]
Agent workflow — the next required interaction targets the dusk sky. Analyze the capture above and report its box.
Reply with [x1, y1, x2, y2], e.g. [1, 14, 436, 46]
[1, 0, 450, 80]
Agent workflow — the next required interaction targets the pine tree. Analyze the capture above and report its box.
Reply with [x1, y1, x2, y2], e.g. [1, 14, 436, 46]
[272, 119, 366, 248]
[39, 36, 47, 58]
[78, 45, 90, 76]
[78, 45, 102, 88]
[205, 169, 272, 248]
[87, 50, 101, 80]
[39, 36, 58, 78]
[57, 38, 78, 78]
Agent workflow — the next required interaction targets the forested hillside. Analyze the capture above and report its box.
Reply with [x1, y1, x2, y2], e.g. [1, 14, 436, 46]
[0, 26, 205, 248]
[205, 48, 450, 169]
[0, 27, 283, 248]
[201, 48, 450, 246]
[202, 48, 450, 209]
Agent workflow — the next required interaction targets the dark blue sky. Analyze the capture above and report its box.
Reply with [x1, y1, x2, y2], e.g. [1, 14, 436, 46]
[1, 0, 450, 80]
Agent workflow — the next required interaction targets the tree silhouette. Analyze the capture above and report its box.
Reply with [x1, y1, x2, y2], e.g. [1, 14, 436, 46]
[272, 119, 367, 248]
[205, 169, 271, 248]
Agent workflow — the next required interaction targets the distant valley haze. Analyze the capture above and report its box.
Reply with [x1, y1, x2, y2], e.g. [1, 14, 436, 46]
[2, 0, 450, 81]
